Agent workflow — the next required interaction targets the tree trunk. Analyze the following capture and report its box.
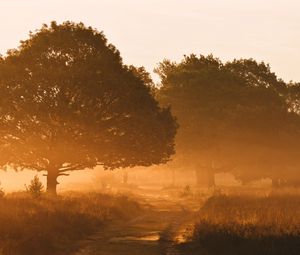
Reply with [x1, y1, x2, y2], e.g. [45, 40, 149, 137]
[274, 179, 300, 188]
[195, 168, 202, 187]
[272, 178, 281, 189]
[123, 170, 128, 185]
[195, 166, 215, 188]
[208, 170, 215, 187]
[171, 168, 176, 186]
[46, 169, 59, 195]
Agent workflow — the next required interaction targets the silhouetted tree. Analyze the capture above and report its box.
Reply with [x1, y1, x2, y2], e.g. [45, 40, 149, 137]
[225, 59, 300, 187]
[26, 175, 44, 198]
[0, 21, 177, 194]
[155, 54, 300, 188]
[0, 182, 4, 198]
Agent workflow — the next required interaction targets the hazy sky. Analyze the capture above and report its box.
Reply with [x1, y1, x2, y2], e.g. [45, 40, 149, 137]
[1, 0, 300, 82]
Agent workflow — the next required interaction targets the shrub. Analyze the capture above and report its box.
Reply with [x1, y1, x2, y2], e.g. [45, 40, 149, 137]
[180, 185, 192, 197]
[26, 175, 44, 198]
[0, 182, 4, 198]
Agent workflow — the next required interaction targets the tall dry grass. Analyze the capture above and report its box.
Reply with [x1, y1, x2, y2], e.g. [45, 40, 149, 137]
[0, 192, 142, 255]
[192, 194, 300, 255]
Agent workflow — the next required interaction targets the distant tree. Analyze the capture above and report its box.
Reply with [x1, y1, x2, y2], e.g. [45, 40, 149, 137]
[0, 21, 177, 194]
[155, 54, 300, 188]
[286, 82, 300, 114]
[224, 58, 287, 94]
[128, 65, 155, 88]
[224, 59, 300, 187]
[0, 182, 4, 198]
[26, 175, 44, 198]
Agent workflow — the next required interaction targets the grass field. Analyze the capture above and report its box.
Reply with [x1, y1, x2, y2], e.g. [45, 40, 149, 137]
[0, 192, 142, 255]
[185, 193, 300, 255]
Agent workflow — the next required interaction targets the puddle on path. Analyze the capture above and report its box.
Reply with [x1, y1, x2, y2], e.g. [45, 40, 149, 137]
[109, 232, 160, 243]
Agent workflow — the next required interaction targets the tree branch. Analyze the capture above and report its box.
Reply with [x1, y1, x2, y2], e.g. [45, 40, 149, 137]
[58, 173, 70, 176]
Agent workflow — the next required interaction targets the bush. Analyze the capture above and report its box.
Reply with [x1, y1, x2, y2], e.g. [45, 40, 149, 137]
[26, 175, 44, 198]
[180, 185, 192, 197]
[0, 183, 4, 198]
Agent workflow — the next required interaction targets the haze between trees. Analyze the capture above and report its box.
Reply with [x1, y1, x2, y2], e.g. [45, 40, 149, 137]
[0, 21, 300, 193]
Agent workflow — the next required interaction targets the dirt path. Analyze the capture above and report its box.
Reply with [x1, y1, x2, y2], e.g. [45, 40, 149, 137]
[73, 195, 200, 255]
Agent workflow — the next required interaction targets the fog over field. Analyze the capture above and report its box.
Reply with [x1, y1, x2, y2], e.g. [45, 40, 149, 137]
[0, 1, 300, 255]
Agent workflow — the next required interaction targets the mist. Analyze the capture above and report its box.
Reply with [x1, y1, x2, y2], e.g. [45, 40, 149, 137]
[0, 2, 299, 255]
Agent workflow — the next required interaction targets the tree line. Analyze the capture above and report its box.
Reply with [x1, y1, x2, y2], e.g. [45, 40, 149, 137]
[1, 21, 299, 193]
[156, 55, 300, 188]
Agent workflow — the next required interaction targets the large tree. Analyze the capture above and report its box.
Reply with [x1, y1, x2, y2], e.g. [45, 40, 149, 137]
[0, 21, 177, 194]
[155, 54, 300, 188]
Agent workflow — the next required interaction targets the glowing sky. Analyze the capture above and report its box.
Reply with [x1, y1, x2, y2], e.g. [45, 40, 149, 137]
[0, 0, 299, 190]
[1, 0, 300, 83]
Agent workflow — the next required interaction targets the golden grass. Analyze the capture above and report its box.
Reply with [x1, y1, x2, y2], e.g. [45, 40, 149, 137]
[191, 194, 300, 255]
[0, 192, 142, 255]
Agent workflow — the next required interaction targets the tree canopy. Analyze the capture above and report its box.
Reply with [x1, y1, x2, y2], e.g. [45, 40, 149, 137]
[0, 21, 177, 194]
[155, 54, 300, 187]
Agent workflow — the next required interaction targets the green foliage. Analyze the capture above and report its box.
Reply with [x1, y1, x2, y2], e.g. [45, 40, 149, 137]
[26, 175, 44, 198]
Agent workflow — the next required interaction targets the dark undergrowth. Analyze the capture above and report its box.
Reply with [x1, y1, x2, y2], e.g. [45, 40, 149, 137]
[0, 192, 142, 255]
[184, 194, 300, 255]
